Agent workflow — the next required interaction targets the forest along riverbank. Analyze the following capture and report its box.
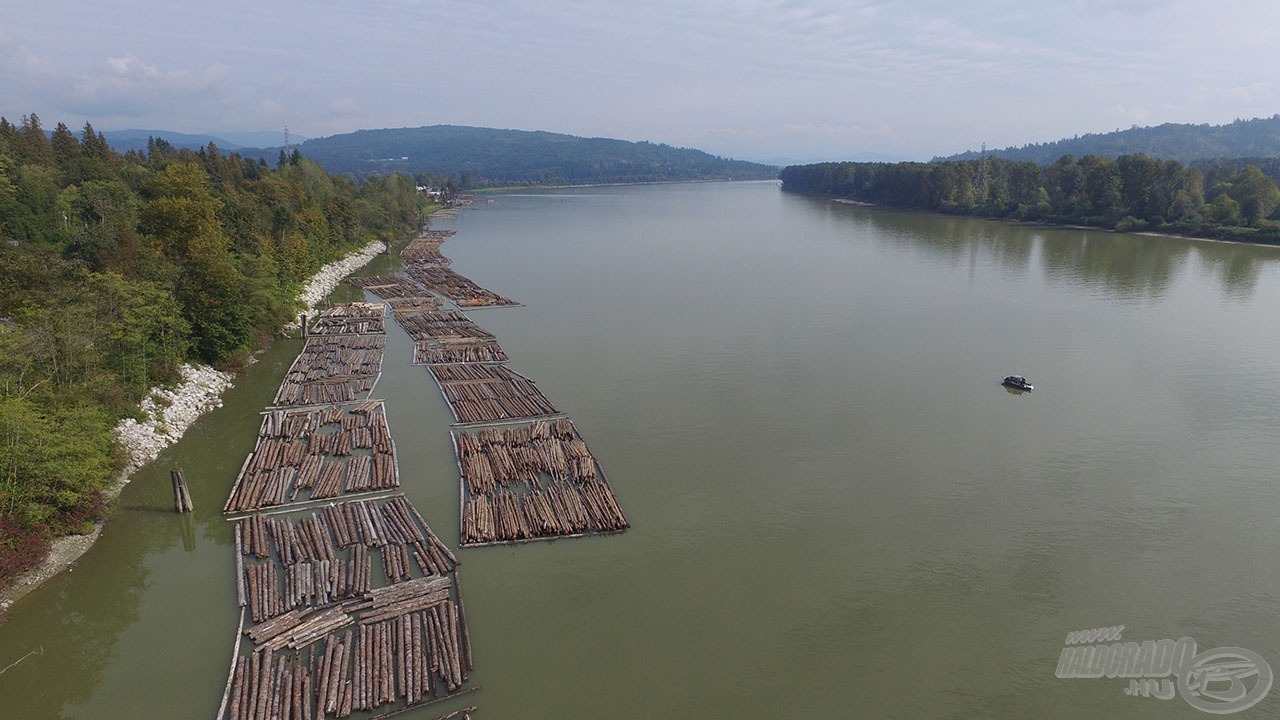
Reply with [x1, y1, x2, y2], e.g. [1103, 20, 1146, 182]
[0, 239, 390, 617]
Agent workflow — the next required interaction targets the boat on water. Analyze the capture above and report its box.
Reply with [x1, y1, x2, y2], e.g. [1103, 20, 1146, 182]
[1002, 375, 1033, 391]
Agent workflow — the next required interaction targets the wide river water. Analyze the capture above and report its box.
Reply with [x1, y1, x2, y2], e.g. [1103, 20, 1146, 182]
[2, 180, 1279, 718]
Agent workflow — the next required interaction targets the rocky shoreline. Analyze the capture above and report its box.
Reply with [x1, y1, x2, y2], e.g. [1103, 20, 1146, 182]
[0, 239, 389, 615]
[286, 240, 387, 331]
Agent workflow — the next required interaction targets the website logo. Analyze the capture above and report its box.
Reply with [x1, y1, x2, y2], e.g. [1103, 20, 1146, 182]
[1055, 626, 1272, 714]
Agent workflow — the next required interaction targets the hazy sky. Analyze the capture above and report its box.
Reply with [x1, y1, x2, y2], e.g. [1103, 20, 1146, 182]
[3, 1, 1279, 162]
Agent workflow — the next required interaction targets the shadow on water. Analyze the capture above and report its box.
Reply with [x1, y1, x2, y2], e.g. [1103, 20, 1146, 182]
[783, 193, 1280, 301]
[1038, 230, 1189, 301]
[1195, 242, 1268, 301]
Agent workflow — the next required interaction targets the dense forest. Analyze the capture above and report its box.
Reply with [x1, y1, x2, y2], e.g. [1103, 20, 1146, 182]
[941, 116, 1280, 165]
[780, 153, 1280, 243]
[239, 125, 778, 186]
[0, 113, 424, 583]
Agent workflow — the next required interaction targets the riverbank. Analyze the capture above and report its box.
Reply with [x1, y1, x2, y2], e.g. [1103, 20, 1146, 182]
[820, 195, 1280, 250]
[0, 238, 391, 617]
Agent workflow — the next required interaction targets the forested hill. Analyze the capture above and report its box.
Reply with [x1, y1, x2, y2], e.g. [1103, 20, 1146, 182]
[940, 116, 1280, 165]
[0, 113, 423, 584]
[242, 125, 778, 185]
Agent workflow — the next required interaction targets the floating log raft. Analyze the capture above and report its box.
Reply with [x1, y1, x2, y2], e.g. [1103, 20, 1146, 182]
[454, 419, 629, 546]
[236, 495, 458, 623]
[398, 310, 495, 343]
[387, 296, 443, 318]
[427, 364, 559, 424]
[223, 401, 399, 513]
[403, 264, 518, 308]
[399, 236, 452, 265]
[225, 494, 471, 718]
[308, 303, 387, 336]
[413, 338, 508, 366]
[274, 335, 386, 407]
[349, 275, 436, 302]
[223, 287, 475, 720]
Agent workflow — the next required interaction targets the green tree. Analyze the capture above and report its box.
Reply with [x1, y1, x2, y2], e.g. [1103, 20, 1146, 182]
[50, 122, 80, 171]
[1226, 165, 1280, 224]
[13, 114, 54, 166]
[140, 162, 226, 260]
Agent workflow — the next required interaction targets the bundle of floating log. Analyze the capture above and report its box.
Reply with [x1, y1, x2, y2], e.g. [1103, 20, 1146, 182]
[348, 275, 436, 303]
[454, 419, 629, 546]
[403, 264, 518, 307]
[236, 494, 465, 629]
[387, 296, 443, 317]
[242, 554, 370, 620]
[427, 364, 559, 424]
[399, 238, 450, 265]
[413, 338, 509, 365]
[227, 568, 471, 717]
[225, 596, 471, 720]
[455, 419, 596, 487]
[236, 496, 459, 616]
[239, 497, 453, 560]
[308, 303, 387, 336]
[225, 646, 316, 720]
[461, 480, 629, 546]
[403, 229, 456, 246]
[244, 561, 286, 622]
[224, 403, 399, 513]
[396, 310, 495, 342]
[274, 336, 385, 407]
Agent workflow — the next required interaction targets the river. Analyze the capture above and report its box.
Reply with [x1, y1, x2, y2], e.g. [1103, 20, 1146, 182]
[2, 180, 1279, 718]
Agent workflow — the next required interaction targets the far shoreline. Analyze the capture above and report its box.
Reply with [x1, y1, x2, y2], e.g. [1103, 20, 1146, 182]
[816, 194, 1280, 250]
[476, 177, 781, 193]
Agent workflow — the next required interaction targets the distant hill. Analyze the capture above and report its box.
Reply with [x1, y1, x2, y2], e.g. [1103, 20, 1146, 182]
[102, 129, 246, 154]
[241, 125, 778, 185]
[101, 129, 306, 155]
[940, 116, 1280, 165]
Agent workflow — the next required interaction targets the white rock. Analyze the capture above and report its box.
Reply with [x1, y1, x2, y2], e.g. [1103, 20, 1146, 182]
[284, 240, 387, 331]
[113, 238, 386, 473]
[114, 364, 234, 474]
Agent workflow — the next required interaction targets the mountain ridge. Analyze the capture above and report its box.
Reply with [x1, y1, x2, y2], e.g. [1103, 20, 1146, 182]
[101, 124, 777, 186]
[938, 115, 1280, 165]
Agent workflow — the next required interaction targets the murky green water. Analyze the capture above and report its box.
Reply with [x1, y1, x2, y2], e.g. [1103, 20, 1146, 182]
[3, 181, 1279, 718]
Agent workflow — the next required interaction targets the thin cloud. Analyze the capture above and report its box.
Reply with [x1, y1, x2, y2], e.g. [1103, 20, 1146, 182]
[2, 0, 1278, 159]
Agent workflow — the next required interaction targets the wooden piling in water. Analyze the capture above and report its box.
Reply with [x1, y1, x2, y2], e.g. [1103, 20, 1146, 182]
[171, 468, 194, 513]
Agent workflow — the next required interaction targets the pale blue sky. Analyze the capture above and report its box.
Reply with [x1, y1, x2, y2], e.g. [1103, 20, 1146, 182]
[3, 0, 1279, 162]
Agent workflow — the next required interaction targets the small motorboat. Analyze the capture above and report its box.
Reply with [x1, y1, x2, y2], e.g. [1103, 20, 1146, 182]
[1002, 375, 1033, 391]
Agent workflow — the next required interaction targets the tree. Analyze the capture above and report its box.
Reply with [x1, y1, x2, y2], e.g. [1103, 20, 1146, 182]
[13, 114, 53, 166]
[140, 162, 225, 260]
[1118, 154, 1159, 220]
[1226, 165, 1280, 225]
[50, 122, 80, 170]
[1079, 155, 1124, 223]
